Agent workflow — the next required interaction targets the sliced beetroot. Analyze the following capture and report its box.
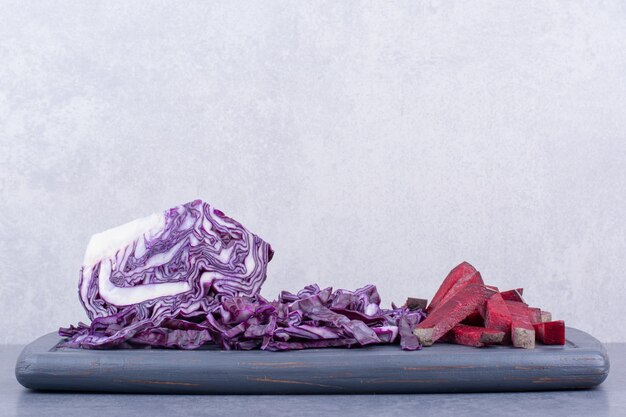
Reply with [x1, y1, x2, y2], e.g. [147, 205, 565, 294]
[508, 305, 535, 349]
[500, 288, 525, 303]
[462, 310, 485, 327]
[540, 311, 552, 323]
[503, 300, 525, 313]
[527, 307, 542, 324]
[511, 319, 535, 349]
[464, 285, 498, 327]
[484, 292, 512, 344]
[426, 262, 480, 313]
[442, 324, 504, 347]
[534, 320, 565, 345]
[426, 262, 485, 313]
[505, 300, 542, 324]
[414, 284, 497, 346]
[434, 271, 484, 312]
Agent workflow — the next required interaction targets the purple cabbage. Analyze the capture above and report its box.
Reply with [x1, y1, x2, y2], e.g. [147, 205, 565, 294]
[60, 200, 425, 350]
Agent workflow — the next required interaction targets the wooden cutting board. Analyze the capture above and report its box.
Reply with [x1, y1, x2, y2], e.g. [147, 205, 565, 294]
[15, 327, 609, 394]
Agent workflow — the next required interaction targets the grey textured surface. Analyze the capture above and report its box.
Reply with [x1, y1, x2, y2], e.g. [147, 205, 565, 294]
[15, 328, 609, 394]
[1, 0, 626, 346]
[2, 343, 625, 417]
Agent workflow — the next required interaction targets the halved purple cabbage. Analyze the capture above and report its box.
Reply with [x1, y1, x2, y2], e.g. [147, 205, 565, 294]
[60, 200, 425, 350]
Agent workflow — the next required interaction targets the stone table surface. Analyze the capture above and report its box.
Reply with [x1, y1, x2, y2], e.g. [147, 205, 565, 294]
[1, 343, 624, 417]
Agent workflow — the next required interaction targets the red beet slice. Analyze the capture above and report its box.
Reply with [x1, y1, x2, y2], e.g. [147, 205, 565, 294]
[427, 262, 484, 314]
[505, 300, 538, 348]
[534, 320, 565, 345]
[505, 301, 542, 324]
[527, 307, 542, 324]
[484, 292, 512, 344]
[511, 319, 535, 349]
[500, 288, 525, 303]
[461, 285, 498, 327]
[540, 311, 552, 322]
[436, 271, 484, 310]
[507, 306, 535, 349]
[462, 310, 484, 327]
[442, 324, 504, 347]
[426, 262, 478, 313]
[414, 284, 497, 346]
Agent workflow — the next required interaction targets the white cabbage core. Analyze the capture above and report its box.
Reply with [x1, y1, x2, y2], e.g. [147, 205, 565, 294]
[83, 212, 165, 266]
[98, 259, 191, 306]
[81, 211, 191, 307]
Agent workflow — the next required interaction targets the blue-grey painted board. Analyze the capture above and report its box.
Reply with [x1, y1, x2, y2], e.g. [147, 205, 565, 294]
[15, 327, 609, 394]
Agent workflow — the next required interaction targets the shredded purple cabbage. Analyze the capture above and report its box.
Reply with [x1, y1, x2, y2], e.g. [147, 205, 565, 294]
[60, 200, 425, 351]
[60, 283, 425, 351]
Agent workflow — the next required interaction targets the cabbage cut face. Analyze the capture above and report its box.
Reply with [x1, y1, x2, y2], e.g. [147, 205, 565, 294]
[63, 200, 273, 348]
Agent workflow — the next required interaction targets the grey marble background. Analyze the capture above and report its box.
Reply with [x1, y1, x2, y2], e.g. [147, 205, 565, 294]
[1, 1, 625, 344]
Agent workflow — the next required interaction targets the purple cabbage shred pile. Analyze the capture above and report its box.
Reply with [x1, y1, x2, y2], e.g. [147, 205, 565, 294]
[60, 200, 425, 351]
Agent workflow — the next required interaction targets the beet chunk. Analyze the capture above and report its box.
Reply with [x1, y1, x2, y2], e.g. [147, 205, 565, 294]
[484, 293, 512, 344]
[426, 262, 484, 314]
[500, 288, 525, 303]
[414, 284, 497, 346]
[534, 320, 565, 345]
[442, 324, 504, 347]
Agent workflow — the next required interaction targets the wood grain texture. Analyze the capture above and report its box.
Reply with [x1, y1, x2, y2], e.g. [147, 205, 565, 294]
[15, 327, 609, 394]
